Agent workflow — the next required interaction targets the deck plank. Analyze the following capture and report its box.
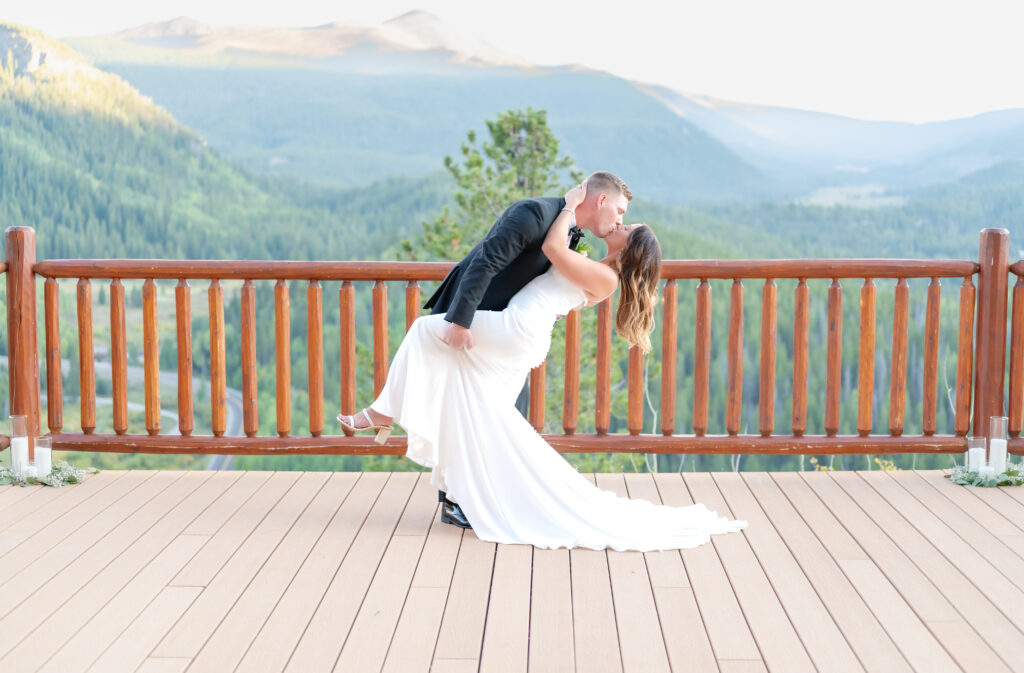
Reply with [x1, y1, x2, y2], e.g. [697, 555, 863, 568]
[0, 471, 232, 673]
[153, 471, 326, 659]
[168, 470, 293, 587]
[478, 542, 532, 673]
[8, 468, 1024, 673]
[0, 470, 158, 587]
[864, 470, 1024, 603]
[187, 472, 360, 673]
[432, 532, 498, 663]
[180, 470, 275, 536]
[526, 546, 574, 673]
[0, 470, 122, 538]
[790, 470, 1011, 673]
[234, 472, 391, 673]
[569, 473, 623, 673]
[0, 471, 189, 652]
[630, 473, 720, 673]
[684, 471, 816, 673]
[737, 471, 912, 673]
[812, 470, 1023, 672]
[38, 534, 209, 673]
[921, 470, 1024, 535]
[655, 472, 760, 665]
[714, 470, 880, 673]
[0, 481, 44, 511]
[334, 472, 437, 673]
[86, 586, 201, 673]
[910, 469, 1024, 561]
[136, 658, 190, 673]
[596, 472, 671, 673]
[883, 470, 1024, 591]
[382, 489, 463, 673]
[281, 471, 419, 672]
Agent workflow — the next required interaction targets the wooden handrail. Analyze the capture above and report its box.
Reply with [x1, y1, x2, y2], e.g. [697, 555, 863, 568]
[44, 431, 969, 454]
[8, 226, 1021, 459]
[33, 257, 977, 280]
[35, 260, 454, 280]
[661, 259, 977, 279]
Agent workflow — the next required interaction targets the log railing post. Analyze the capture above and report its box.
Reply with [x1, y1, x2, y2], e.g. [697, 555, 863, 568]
[5, 226, 41, 455]
[972, 228, 1010, 439]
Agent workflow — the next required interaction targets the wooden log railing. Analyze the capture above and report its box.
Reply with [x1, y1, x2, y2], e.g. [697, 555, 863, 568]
[4, 226, 1021, 457]
[1010, 258, 1024, 448]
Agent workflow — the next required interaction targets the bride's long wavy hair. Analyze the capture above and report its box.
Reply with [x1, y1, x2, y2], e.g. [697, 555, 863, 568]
[614, 225, 662, 353]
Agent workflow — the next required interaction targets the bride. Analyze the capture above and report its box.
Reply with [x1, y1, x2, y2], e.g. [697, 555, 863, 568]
[338, 182, 748, 551]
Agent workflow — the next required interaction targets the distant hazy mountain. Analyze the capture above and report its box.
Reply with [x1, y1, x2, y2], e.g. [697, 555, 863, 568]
[66, 14, 782, 205]
[644, 84, 1024, 188]
[105, 12, 526, 67]
[68, 13, 1024, 204]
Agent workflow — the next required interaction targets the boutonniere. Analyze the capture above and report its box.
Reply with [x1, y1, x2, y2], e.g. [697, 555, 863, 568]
[575, 240, 593, 258]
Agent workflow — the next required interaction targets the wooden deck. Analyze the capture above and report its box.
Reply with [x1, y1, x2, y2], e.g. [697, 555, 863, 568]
[0, 468, 1022, 673]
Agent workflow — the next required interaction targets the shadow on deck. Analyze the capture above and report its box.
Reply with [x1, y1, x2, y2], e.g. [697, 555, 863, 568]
[0, 468, 1022, 673]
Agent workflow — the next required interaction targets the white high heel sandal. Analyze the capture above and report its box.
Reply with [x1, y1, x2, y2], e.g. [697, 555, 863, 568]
[337, 409, 393, 445]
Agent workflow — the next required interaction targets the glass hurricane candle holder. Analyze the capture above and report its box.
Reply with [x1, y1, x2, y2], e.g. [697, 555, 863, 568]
[989, 416, 1009, 474]
[33, 436, 52, 480]
[9, 415, 30, 475]
[968, 437, 987, 473]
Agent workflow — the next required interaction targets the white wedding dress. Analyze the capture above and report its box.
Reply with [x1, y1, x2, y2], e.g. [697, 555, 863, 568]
[370, 266, 748, 551]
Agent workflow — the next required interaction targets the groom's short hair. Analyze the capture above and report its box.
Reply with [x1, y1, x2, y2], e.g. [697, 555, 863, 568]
[586, 171, 632, 202]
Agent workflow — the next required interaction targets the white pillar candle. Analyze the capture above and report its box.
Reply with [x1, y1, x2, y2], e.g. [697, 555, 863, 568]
[989, 438, 1008, 474]
[10, 436, 29, 474]
[33, 444, 51, 480]
[968, 446, 987, 472]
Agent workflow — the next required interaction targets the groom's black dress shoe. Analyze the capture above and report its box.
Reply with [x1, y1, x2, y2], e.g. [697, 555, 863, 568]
[441, 501, 472, 529]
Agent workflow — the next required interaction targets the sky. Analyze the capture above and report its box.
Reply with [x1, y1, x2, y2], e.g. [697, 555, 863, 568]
[6, 0, 1023, 123]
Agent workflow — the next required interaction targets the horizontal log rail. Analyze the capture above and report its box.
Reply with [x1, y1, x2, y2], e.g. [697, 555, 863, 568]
[34, 259, 454, 281]
[47, 432, 968, 454]
[661, 259, 979, 279]
[7, 227, 1021, 458]
[35, 258, 977, 281]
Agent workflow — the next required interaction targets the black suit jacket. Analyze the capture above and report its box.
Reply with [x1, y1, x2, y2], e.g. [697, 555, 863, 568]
[424, 196, 574, 327]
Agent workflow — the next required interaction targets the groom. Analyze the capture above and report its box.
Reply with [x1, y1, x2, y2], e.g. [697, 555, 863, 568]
[423, 170, 632, 528]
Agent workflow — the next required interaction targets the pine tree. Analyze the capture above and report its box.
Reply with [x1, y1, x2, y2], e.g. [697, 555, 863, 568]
[400, 107, 582, 261]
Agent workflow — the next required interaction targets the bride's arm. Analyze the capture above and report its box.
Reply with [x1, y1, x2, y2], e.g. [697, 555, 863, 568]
[542, 184, 618, 300]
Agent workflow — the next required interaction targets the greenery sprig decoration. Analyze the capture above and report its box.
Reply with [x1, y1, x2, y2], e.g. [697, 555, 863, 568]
[0, 461, 99, 487]
[946, 462, 1024, 487]
[575, 239, 593, 258]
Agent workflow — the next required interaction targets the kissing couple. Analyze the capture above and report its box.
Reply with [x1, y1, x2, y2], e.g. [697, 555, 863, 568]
[340, 171, 747, 551]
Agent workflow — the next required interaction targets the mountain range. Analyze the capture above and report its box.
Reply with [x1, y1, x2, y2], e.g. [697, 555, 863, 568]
[2, 15, 1021, 269]
[58, 12, 1024, 205]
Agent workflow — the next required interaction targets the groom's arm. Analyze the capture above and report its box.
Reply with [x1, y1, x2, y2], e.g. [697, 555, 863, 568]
[445, 201, 543, 329]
